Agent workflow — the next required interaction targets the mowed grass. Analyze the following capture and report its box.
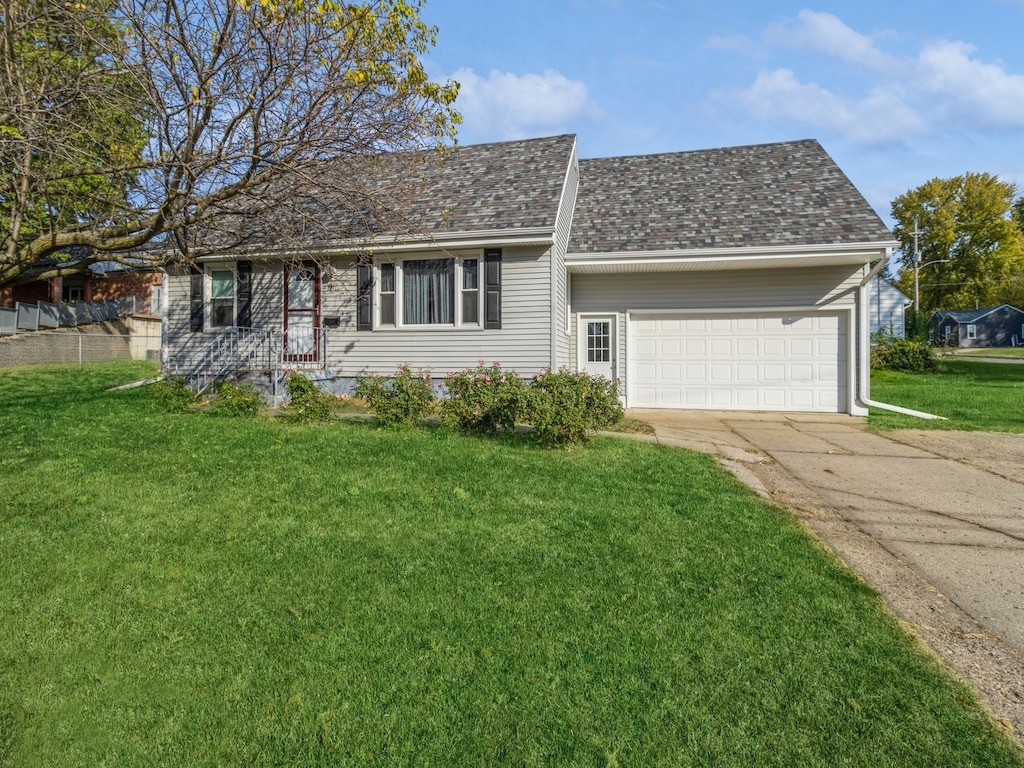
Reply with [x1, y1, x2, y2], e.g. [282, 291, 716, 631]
[870, 360, 1024, 431]
[1, 363, 1022, 767]
[951, 348, 1024, 359]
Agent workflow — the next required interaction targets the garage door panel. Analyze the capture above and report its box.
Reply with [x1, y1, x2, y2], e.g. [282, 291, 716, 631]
[685, 364, 707, 382]
[736, 339, 758, 356]
[629, 311, 846, 413]
[660, 363, 682, 381]
[790, 338, 814, 357]
[736, 364, 758, 382]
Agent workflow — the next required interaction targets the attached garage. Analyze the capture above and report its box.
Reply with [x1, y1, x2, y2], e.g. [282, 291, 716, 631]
[628, 311, 848, 412]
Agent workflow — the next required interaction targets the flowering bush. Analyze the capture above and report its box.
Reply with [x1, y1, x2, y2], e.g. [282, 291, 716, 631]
[441, 362, 530, 434]
[285, 372, 335, 422]
[527, 368, 624, 446]
[354, 364, 435, 426]
[209, 380, 263, 417]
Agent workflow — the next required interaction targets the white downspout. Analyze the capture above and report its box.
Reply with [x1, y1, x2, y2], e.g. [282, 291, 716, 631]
[856, 250, 945, 420]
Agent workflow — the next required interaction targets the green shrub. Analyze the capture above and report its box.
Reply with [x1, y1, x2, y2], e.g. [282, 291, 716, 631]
[285, 372, 335, 422]
[440, 362, 530, 434]
[150, 375, 198, 412]
[527, 368, 624, 446]
[354, 364, 436, 426]
[209, 380, 263, 417]
[871, 331, 938, 372]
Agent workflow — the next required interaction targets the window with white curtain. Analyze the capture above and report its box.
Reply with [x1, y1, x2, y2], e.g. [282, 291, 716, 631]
[373, 257, 483, 328]
[404, 258, 454, 325]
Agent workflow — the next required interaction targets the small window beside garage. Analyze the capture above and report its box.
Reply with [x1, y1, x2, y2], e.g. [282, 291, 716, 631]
[587, 321, 611, 362]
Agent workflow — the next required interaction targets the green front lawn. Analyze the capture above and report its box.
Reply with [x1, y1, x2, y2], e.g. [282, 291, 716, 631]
[870, 360, 1024, 431]
[1, 363, 1021, 767]
[948, 347, 1024, 359]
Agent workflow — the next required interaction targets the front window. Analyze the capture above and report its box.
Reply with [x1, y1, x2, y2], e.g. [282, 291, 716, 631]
[210, 269, 234, 327]
[966, 324, 977, 340]
[404, 258, 454, 325]
[371, 257, 484, 328]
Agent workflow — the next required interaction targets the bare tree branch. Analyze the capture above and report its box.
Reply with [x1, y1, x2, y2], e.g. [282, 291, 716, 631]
[0, 0, 460, 286]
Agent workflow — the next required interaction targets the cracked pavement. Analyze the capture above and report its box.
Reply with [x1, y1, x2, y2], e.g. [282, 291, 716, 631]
[628, 408, 1024, 740]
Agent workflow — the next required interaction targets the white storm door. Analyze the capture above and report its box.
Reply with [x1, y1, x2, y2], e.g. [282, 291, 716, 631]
[579, 316, 616, 380]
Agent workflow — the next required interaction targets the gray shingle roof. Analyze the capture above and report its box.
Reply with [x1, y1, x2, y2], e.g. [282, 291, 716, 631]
[933, 305, 1024, 323]
[185, 135, 576, 254]
[568, 139, 893, 254]
[393, 134, 575, 235]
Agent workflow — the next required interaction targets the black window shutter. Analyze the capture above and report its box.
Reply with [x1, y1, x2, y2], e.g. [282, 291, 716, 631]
[189, 266, 203, 332]
[356, 258, 373, 331]
[236, 260, 252, 328]
[484, 248, 502, 329]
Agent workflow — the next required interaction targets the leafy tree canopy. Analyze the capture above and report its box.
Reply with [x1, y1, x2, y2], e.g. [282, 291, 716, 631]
[0, 0, 460, 286]
[890, 173, 1024, 312]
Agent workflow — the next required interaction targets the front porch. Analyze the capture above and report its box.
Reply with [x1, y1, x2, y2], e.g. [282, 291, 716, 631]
[167, 325, 328, 398]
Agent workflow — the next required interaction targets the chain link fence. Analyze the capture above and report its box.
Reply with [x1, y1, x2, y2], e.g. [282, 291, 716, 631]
[0, 325, 162, 369]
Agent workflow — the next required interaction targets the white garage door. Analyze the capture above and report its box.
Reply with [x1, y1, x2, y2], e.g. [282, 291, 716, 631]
[629, 312, 846, 412]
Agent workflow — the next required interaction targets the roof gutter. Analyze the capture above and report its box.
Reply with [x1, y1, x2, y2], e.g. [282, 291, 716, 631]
[194, 227, 556, 261]
[856, 248, 946, 420]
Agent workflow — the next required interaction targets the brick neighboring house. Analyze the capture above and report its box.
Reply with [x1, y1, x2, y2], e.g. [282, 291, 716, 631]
[930, 304, 1024, 347]
[1, 262, 165, 315]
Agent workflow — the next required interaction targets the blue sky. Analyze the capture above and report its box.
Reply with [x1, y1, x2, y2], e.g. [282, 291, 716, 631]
[420, 1, 1024, 228]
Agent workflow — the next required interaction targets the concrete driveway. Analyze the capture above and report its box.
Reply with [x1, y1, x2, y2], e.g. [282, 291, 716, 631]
[628, 408, 1024, 737]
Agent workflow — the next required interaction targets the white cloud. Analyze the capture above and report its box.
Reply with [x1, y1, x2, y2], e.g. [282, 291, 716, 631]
[764, 10, 901, 74]
[717, 11, 1024, 145]
[734, 69, 923, 145]
[450, 68, 595, 142]
[915, 40, 1024, 129]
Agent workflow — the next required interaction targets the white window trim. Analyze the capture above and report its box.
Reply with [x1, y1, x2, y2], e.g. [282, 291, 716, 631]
[206, 262, 237, 331]
[373, 255, 484, 329]
[966, 323, 977, 340]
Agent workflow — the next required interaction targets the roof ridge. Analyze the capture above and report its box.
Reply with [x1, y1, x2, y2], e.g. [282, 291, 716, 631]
[578, 138, 821, 164]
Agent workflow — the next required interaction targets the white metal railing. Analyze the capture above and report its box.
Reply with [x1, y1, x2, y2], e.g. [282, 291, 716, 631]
[181, 326, 326, 394]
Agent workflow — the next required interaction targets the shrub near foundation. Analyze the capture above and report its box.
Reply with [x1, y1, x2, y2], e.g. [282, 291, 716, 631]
[209, 380, 263, 417]
[285, 371, 335, 422]
[528, 368, 624, 445]
[354, 364, 436, 426]
[441, 362, 531, 434]
[149, 375, 198, 412]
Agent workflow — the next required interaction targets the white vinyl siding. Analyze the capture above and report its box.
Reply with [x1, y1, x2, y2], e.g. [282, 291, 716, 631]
[868, 276, 909, 338]
[165, 261, 280, 365]
[320, 246, 553, 375]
